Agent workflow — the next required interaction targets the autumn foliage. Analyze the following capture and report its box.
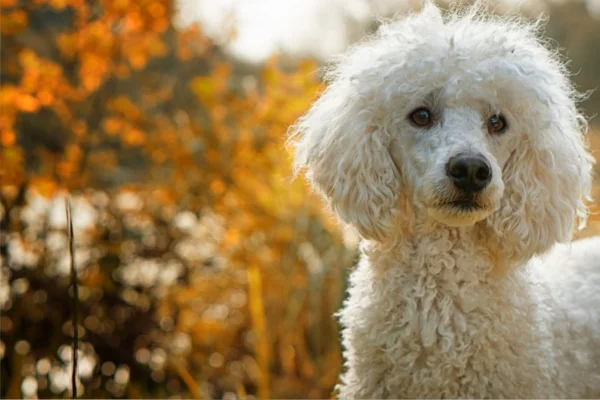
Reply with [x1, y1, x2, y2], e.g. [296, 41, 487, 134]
[1, 0, 355, 398]
[2, 1, 599, 399]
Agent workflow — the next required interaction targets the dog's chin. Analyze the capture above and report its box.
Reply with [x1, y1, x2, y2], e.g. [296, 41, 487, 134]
[427, 202, 492, 227]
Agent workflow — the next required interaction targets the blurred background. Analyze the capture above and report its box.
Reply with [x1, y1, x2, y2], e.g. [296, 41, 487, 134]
[0, 0, 598, 398]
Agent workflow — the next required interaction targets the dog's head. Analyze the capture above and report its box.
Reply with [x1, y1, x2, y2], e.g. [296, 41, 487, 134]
[290, 3, 593, 257]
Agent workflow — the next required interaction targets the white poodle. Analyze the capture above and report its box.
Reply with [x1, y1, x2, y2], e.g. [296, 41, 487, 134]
[290, 2, 600, 398]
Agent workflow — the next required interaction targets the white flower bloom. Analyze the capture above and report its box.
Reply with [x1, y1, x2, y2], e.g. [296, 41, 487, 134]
[114, 192, 143, 212]
[21, 376, 38, 397]
[173, 211, 197, 232]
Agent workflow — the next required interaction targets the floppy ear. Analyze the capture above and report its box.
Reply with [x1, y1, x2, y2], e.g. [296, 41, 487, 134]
[290, 80, 402, 242]
[489, 101, 593, 260]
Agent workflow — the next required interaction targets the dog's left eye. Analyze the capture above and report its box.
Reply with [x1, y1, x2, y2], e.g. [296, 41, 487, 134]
[487, 115, 507, 134]
[409, 108, 433, 127]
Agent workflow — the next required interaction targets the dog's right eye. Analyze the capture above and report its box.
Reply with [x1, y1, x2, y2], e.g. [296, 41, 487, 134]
[409, 108, 432, 127]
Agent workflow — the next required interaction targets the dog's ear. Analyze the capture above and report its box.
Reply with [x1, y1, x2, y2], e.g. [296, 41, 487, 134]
[489, 101, 593, 259]
[290, 81, 401, 241]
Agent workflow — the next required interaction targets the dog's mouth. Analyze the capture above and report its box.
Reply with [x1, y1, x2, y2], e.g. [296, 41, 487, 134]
[444, 198, 481, 211]
[426, 185, 502, 227]
[437, 192, 483, 211]
[429, 196, 489, 227]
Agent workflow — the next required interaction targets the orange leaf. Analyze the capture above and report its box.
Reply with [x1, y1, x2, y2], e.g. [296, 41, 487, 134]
[110, 97, 141, 121]
[0, 10, 28, 35]
[112, 0, 130, 12]
[28, 177, 58, 198]
[57, 34, 77, 58]
[0, 0, 18, 7]
[123, 127, 145, 146]
[103, 117, 123, 135]
[65, 144, 82, 160]
[123, 12, 143, 32]
[148, 2, 165, 18]
[15, 94, 39, 112]
[0, 147, 24, 186]
[190, 77, 216, 103]
[37, 89, 54, 106]
[128, 52, 147, 70]
[151, 17, 169, 33]
[1, 130, 16, 147]
[147, 36, 167, 57]
[72, 120, 87, 137]
[49, 0, 68, 10]
[0, 85, 19, 106]
[18, 49, 40, 69]
[210, 179, 226, 195]
[82, 74, 102, 92]
[57, 160, 76, 179]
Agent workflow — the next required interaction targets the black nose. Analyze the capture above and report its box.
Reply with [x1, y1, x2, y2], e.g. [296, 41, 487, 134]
[446, 154, 492, 193]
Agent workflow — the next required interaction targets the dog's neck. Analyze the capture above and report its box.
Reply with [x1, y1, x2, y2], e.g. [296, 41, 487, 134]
[342, 222, 547, 398]
[358, 218, 539, 346]
[380, 215, 526, 270]
[364, 218, 533, 310]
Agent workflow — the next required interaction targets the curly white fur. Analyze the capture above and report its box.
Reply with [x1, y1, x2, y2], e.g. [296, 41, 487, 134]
[290, 2, 600, 398]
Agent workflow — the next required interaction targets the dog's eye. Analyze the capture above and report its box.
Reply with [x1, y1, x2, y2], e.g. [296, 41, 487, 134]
[409, 108, 432, 127]
[487, 115, 507, 134]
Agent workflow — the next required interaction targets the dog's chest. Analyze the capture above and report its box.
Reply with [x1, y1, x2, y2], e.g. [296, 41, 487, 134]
[339, 245, 549, 398]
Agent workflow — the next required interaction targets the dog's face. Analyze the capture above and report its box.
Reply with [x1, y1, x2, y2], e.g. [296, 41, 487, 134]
[388, 89, 517, 228]
[291, 4, 592, 256]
